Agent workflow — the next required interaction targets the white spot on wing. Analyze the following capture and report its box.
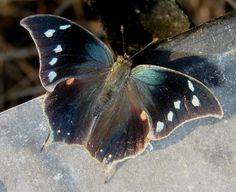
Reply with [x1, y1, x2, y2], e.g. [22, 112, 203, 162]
[59, 25, 71, 30]
[44, 29, 56, 37]
[53, 45, 63, 53]
[167, 111, 174, 122]
[188, 80, 195, 92]
[192, 95, 200, 106]
[48, 71, 57, 82]
[49, 57, 58, 65]
[156, 121, 164, 133]
[174, 100, 181, 109]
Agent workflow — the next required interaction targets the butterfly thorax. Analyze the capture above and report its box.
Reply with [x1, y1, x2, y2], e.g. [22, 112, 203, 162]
[93, 56, 131, 116]
[106, 56, 131, 83]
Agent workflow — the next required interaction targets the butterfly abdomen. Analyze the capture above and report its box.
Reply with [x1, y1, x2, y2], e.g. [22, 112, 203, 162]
[93, 56, 131, 116]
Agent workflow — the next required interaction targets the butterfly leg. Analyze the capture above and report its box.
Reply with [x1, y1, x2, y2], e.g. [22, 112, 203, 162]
[40, 127, 52, 152]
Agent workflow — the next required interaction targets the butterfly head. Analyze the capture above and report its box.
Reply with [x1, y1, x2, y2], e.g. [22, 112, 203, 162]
[109, 55, 132, 78]
[116, 55, 132, 67]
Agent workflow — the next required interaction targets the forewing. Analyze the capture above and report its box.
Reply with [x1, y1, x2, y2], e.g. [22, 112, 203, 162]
[131, 65, 223, 140]
[20, 15, 114, 91]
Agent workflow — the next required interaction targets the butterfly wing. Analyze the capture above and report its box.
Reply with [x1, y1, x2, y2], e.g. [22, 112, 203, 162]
[20, 15, 114, 91]
[86, 64, 224, 165]
[85, 85, 151, 165]
[20, 15, 115, 154]
[45, 77, 150, 166]
[46, 64, 223, 165]
[130, 65, 223, 140]
[21, 15, 224, 167]
[44, 72, 108, 145]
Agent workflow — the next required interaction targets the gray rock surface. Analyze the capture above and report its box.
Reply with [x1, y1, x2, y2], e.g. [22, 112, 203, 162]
[0, 94, 235, 192]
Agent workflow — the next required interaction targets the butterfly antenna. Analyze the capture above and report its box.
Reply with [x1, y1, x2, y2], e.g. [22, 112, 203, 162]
[129, 37, 159, 60]
[120, 25, 125, 55]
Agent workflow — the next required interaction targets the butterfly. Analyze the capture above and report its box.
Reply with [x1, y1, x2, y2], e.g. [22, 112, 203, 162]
[20, 15, 223, 170]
